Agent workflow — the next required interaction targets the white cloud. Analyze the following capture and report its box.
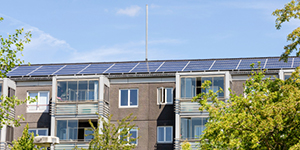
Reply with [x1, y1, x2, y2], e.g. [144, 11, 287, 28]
[116, 5, 141, 17]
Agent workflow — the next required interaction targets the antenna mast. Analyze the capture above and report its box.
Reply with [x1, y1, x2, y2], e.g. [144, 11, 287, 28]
[146, 4, 150, 72]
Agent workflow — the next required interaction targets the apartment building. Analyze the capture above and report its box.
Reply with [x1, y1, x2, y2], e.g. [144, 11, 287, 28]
[0, 56, 296, 150]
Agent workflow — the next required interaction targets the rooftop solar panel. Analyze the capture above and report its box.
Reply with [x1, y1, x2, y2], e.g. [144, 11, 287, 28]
[211, 59, 240, 70]
[105, 63, 138, 73]
[29, 65, 65, 76]
[156, 61, 189, 72]
[265, 58, 292, 69]
[237, 59, 266, 70]
[54, 64, 89, 75]
[293, 57, 300, 68]
[131, 62, 163, 72]
[183, 60, 214, 71]
[7, 66, 41, 76]
[80, 63, 114, 74]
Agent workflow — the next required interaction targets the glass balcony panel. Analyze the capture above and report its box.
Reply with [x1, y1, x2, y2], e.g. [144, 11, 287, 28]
[68, 81, 77, 102]
[56, 104, 76, 114]
[57, 120, 67, 140]
[180, 102, 201, 112]
[89, 80, 98, 101]
[57, 81, 67, 101]
[78, 81, 88, 101]
[78, 104, 98, 114]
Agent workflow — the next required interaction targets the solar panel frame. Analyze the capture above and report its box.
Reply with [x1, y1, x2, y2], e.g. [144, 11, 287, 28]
[54, 64, 89, 75]
[7, 66, 41, 76]
[80, 63, 114, 74]
[131, 61, 164, 73]
[156, 61, 189, 72]
[265, 58, 293, 69]
[183, 60, 215, 71]
[237, 59, 267, 70]
[29, 65, 65, 76]
[293, 57, 300, 68]
[105, 63, 138, 73]
[210, 59, 240, 70]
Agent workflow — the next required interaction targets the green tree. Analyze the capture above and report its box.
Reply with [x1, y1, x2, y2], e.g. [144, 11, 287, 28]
[193, 65, 300, 149]
[273, 0, 300, 62]
[181, 140, 192, 150]
[0, 17, 33, 129]
[81, 114, 139, 150]
[10, 124, 46, 150]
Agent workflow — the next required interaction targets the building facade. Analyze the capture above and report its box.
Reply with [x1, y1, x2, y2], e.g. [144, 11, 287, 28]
[0, 57, 296, 149]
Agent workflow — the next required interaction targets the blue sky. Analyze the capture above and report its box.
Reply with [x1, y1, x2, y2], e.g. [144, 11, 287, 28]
[0, 0, 296, 64]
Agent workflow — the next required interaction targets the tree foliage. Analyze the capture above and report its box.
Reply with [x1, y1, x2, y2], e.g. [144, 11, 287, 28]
[182, 140, 192, 150]
[193, 65, 300, 149]
[80, 114, 139, 150]
[10, 124, 46, 150]
[273, 0, 300, 62]
[0, 17, 34, 129]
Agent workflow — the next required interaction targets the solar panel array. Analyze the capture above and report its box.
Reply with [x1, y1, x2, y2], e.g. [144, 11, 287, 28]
[7, 57, 299, 77]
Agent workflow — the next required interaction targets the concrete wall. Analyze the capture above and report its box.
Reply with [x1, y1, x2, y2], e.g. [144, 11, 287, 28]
[14, 84, 52, 139]
[110, 82, 175, 150]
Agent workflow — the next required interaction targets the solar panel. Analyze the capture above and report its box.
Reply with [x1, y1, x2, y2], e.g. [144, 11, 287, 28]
[156, 61, 189, 72]
[29, 65, 65, 76]
[80, 63, 114, 74]
[54, 64, 89, 75]
[293, 57, 300, 68]
[183, 60, 214, 71]
[265, 58, 292, 69]
[105, 63, 138, 73]
[7, 66, 41, 76]
[131, 62, 163, 72]
[211, 59, 240, 70]
[238, 59, 266, 70]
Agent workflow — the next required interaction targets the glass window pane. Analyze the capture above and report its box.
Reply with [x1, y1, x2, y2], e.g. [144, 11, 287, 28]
[68, 81, 78, 101]
[57, 120, 67, 140]
[39, 92, 49, 110]
[181, 78, 186, 98]
[181, 118, 188, 139]
[29, 130, 37, 136]
[89, 81, 98, 101]
[130, 89, 138, 106]
[28, 92, 38, 110]
[68, 120, 78, 140]
[191, 118, 201, 139]
[120, 90, 128, 106]
[78, 81, 88, 101]
[186, 78, 195, 98]
[201, 77, 213, 94]
[158, 127, 164, 142]
[130, 130, 137, 144]
[38, 129, 47, 136]
[284, 75, 291, 80]
[0, 83, 2, 96]
[84, 128, 94, 141]
[166, 127, 172, 142]
[213, 77, 224, 97]
[57, 81, 67, 101]
[157, 88, 162, 103]
[166, 88, 173, 103]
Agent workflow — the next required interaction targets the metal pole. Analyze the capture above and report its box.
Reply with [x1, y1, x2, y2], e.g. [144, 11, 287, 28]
[146, 4, 148, 62]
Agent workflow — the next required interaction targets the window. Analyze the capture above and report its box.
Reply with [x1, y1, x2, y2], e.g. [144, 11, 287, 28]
[27, 91, 49, 112]
[157, 87, 173, 105]
[119, 89, 138, 107]
[181, 76, 224, 99]
[181, 117, 208, 139]
[28, 129, 48, 136]
[6, 125, 13, 143]
[56, 119, 97, 141]
[57, 80, 99, 102]
[157, 126, 173, 143]
[120, 128, 138, 145]
[0, 83, 2, 96]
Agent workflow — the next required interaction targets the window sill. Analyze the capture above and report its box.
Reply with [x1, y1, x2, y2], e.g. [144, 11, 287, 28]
[119, 106, 138, 108]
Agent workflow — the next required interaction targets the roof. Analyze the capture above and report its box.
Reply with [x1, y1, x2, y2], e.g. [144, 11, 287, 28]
[6, 56, 298, 77]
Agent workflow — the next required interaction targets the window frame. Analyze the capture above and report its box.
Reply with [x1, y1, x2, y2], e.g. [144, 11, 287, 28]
[157, 126, 173, 143]
[180, 75, 225, 99]
[157, 87, 173, 105]
[28, 128, 49, 136]
[119, 127, 138, 145]
[27, 91, 50, 113]
[119, 89, 139, 108]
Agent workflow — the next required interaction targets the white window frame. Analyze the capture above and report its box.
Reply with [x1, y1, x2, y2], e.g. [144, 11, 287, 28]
[28, 128, 48, 136]
[119, 127, 138, 145]
[27, 91, 50, 113]
[157, 126, 173, 143]
[157, 87, 173, 105]
[119, 89, 139, 108]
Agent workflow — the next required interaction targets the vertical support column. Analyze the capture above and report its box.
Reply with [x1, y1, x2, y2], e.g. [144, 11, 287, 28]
[175, 74, 181, 150]
[51, 77, 56, 150]
[278, 70, 284, 80]
[225, 71, 231, 100]
[0, 79, 9, 150]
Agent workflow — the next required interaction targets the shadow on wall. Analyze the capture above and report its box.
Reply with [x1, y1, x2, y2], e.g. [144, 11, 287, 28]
[155, 88, 175, 150]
